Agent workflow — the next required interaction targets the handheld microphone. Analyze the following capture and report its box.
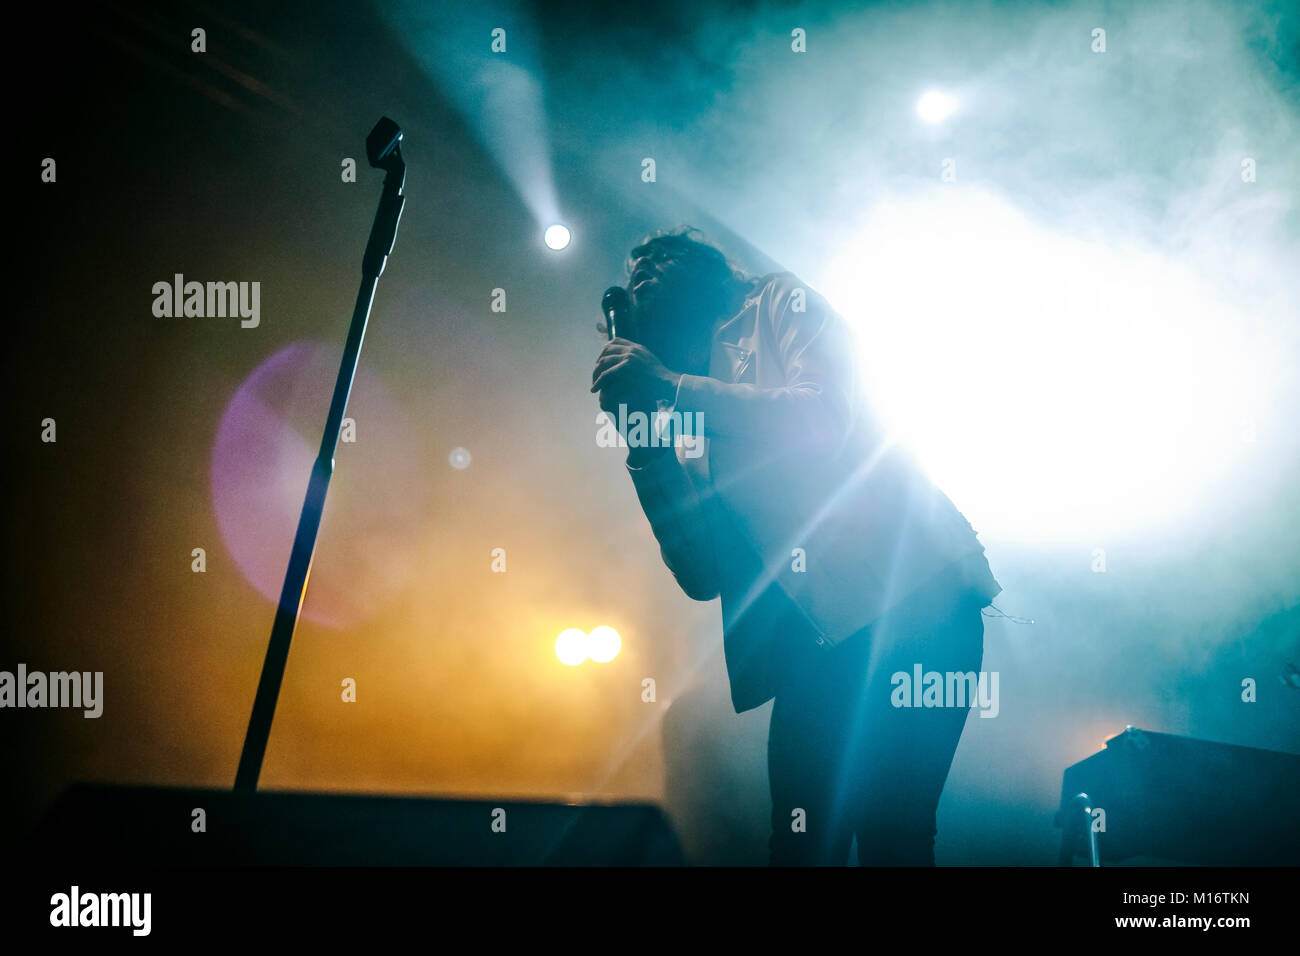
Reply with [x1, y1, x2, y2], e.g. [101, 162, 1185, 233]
[601, 286, 631, 341]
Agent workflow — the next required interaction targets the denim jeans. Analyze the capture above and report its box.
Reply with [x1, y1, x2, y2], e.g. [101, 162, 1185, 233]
[767, 579, 986, 866]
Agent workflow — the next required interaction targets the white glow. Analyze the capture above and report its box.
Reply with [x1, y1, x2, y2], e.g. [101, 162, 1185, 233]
[821, 191, 1269, 542]
[587, 625, 622, 663]
[544, 223, 571, 250]
[555, 628, 587, 666]
[917, 90, 958, 124]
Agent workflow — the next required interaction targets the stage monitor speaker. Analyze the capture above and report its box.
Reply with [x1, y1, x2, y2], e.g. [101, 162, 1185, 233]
[1055, 727, 1300, 866]
[29, 783, 687, 866]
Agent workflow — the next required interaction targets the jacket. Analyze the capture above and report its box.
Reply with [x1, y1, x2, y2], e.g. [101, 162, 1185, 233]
[626, 272, 1001, 712]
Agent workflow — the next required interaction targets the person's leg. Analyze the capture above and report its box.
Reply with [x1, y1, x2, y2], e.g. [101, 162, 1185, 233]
[850, 601, 985, 866]
[767, 648, 859, 866]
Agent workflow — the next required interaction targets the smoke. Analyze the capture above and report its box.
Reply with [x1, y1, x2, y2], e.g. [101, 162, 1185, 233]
[510, 0, 1300, 860]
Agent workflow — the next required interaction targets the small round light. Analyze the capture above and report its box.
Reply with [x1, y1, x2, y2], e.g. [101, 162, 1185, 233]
[917, 90, 957, 124]
[587, 625, 622, 663]
[544, 223, 571, 251]
[555, 628, 588, 666]
[448, 446, 472, 470]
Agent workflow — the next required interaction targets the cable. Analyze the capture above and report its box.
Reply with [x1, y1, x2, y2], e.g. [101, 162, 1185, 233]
[982, 603, 1035, 625]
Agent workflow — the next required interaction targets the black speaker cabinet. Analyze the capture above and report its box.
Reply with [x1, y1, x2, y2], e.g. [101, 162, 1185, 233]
[1055, 727, 1300, 866]
[30, 783, 687, 866]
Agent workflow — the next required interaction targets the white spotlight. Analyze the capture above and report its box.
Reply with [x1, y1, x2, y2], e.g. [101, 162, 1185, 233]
[821, 191, 1270, 543]
[555, 628, 587, 666]
[544, 223, 571, 251]
[917, 90, 957, 124]
[587, 625, 622, 663]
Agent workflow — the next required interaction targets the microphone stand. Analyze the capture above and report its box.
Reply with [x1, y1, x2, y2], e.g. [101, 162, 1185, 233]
[234, 117, 407, 792]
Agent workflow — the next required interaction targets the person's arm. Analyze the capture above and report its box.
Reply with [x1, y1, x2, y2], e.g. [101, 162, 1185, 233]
[625, 445, 721, 601]
[591, 339, 720, 601]
[671, 277, 858, 457]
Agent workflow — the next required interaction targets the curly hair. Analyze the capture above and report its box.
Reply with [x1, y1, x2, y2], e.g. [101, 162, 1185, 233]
[624, 226, 752, 297]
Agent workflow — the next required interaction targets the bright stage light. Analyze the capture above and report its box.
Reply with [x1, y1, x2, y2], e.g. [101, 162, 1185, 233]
[821, 190, 1271, 543]
[544, 223, 571, 250]
[555, 628, 588, 666]
[587, 625, 621, 663]
[917, 90, 957, 124]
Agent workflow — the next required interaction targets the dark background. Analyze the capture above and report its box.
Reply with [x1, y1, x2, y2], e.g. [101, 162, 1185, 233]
[6, 0, 1298, 865]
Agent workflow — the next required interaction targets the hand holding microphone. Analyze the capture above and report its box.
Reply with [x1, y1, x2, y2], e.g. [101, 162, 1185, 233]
[592, 284, 680, 464]
[593, 282, 678, 404]
[600, 285, 631, 341]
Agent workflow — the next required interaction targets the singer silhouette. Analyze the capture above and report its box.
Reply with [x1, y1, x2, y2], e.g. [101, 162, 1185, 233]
[591, 227, 1001, 865]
